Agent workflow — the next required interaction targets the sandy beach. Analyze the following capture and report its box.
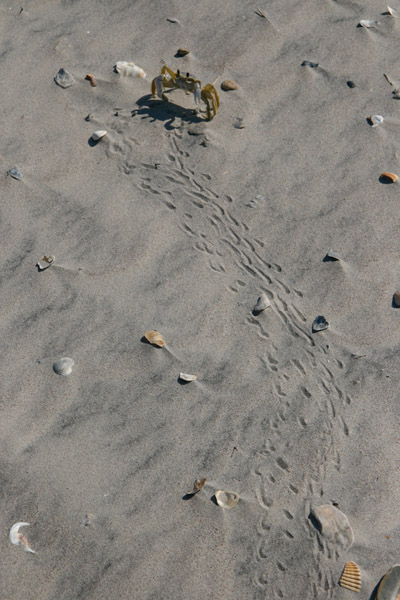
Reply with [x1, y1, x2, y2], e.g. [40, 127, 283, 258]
[1, 1, 400, 598]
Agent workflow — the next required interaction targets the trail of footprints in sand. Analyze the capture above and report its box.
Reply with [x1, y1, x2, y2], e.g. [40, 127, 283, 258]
[112, 123, 352, 598]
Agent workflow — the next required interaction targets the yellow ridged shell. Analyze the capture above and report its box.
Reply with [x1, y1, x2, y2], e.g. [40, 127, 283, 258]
[339, 561, 361, 592]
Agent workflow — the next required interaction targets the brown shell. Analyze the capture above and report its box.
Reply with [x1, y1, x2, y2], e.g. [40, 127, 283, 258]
[394, 291, 400, 307]
[221, 79, 238, 91]
[339, 561, 361, 592]
[144, 330, 166, 347]
[85, 74, 97, 87]
[381, 172, 398, 183]
[187, 478, 206, 495]
[176, 48, 189, 57]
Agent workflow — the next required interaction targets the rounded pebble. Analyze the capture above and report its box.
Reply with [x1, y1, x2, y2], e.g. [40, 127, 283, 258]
[221, 80, 238, 91]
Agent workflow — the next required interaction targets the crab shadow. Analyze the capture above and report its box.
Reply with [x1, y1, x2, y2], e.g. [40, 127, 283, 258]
[133, 94, 205, 128]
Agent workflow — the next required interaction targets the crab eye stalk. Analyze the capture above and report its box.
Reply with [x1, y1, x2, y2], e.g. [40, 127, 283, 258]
[155, 76, 163, 99]
[194, 82, 201, 104]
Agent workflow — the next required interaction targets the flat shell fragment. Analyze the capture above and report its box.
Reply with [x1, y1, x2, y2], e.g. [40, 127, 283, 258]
[91, 130, 107, 141]
[368, 114, 384, 127]
[254, 293, 270, 312]
[340, 561, 361, 592]
[54, 68, 75, 88]
[376, 565, 400, 600]
[86, 74, 97, 87]
[115, 61, 146, 78]
[176, 48, 189, 57]
[215, 490, 239, 509]
[7, 167, 23, 180]
[10, 522, 35, 554]
[144, 330, 166, 347]
[301, 60, 318, 68]
[53, 357, 74, 376]
[380, 172, 398, 183]
[393, 291, 400, 307]
[311, 504, 354, 549]
[187, 477, 206, 495]
[359, 19, 378, 28]
[387, 6, 400, 17]
[221, 80, 238, 91]
[37, 255, 55, 271]
[179, 373, 197, 382]
[312, 315, 329, 332]
[325, 250, 341, 261]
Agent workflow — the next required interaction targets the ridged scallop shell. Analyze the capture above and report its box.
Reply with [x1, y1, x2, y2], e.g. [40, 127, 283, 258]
[53, 357, 74, 376]
[187, 477, 206, 495]
[254, 293, 270, 312]
[37, 255, 55, 270]
[381, 172, 398, 183]
[10, 522, 35, 553]
[215, 490, 240, 508]
[340, 562, 361, 592]
[179, 373, 197, 382]
[311, 504, 354, 549]
[115, 61, 146, 78]
[144, 330, 165, 347]
[312, 315, 329, 332]
[376, 565, 400, 599]
[91, 130, 107, 141]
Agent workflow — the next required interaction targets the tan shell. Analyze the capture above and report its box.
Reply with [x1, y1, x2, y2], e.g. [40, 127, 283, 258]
[176, 48, 189, 56]
[394, 291, 400, 307]
[86, 74, 97, 87]
[91, 130, 107, 141]
[37, 255, 55, 271]
[381, 172, 398, 183]
[221, 80, 238, 91]
[215, 490, 240, 508]
[144, 330, 166, 347]
[339, 561, 361, 592]
[187, 477, 206, 495]
[179, 373, 197, 382]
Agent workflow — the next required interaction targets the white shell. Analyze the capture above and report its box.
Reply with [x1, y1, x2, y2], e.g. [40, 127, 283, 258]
[325, 250, 341, 261]
[91, 130, 107, 141]
[179, 373, 197, 382]
[53, 357, 74, 376]
[387, 6, 400, 17]
[37, 255, 55, 271]
[215, 490, 240, 508]
[115, 61, 146, 78]
[254, 293, 270, 312]
[311, 504, 354, 549]
[369, 114, 384, 127]
[360, 19, 378, 28]
[376, 565, 400, 599]
[10, 522, 35, 553]
[186, 477, 206, 495]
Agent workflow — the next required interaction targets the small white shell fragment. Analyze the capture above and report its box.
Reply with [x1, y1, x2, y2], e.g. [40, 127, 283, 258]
[167, 17, 181, 23]
[359, 19, 378, 28]
[115, 61, 146, 78]
[215, 490, 240, 509]
[91, 130, 107, 142]
[368, 114, 384, 127]
[8, 167, 23, 180]
[53, 357, 74, 376]
[37, 255, 55, 271]
[387, 6, 400, 17]
[10, 522, 35, 553]
[311, 504, 354, 549]
[144, 330, 166, 347]
[179, 373, 197, 382]
[376, 565, 400, 600]
[54, 68, 75, 88]
[325, 250, 341, 261]
[254, 293, 270, 312]
[187, 477, 206, 495]
[312, 315, 329, 332]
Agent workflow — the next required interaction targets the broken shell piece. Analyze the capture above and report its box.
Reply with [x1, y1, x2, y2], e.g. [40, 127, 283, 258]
[368, 114, 384, 127]
[312, 315, 329, 332]
[301, 60, 319, 68]
[215, 490, 240, 508]
[376, 565, 400, 600]
[254, 293, 270, 312]
[10, 522, 35, 554]
[221, 80, 238, 91]
[54, 68, 75, 88]
[37, 255, 55, 271]
[340, 561, 361, 593]
[393, 291, 400, 307]
[187, 477, 206, 495]
[53, 357, 74, 376]
[311, 504, 354, 549]
[179, 373, 197, 382]
[359, 19, 378, 28]
[91, 130, 107, 142]
[115, 61, 146, 78]
[325, 250, 341, 261]
[7, 167, 23, 180]
[176, 48, 189, 57]
[85, 74, 97, 87]
[144, 330, 166, 347]
[380, 172, 398, 183]
[387, 6, 400, 17]
[233, 117, 245, 129]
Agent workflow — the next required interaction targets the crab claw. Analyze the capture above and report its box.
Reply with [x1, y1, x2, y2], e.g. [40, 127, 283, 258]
[155, 76, 164, 99]
[194, 82, 201, 105]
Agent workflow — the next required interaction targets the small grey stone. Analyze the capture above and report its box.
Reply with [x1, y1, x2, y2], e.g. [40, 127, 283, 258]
[312, 315, 329, 332]
[301, 60, 318, 68]
[54, 68, 75, 88]
[393, 291, 400, 307]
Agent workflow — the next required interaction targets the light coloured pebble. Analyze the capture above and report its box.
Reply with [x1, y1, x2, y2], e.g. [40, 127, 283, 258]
[359, 19, 378, 28]
[393, 291, 400, 307]
[115, 61, 146, 78]
[53, 357, 74, 376]
[91, 130, 107, 142]
[254, 293, 270, 312]
[8, 167, 23, 180]
[179, 373, 197, 382]
[221, 80, 238, 91]
[311, 504, 354, 549]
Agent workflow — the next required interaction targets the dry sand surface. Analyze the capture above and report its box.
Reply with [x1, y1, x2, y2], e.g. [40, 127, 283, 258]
[1, 0, 400, 598]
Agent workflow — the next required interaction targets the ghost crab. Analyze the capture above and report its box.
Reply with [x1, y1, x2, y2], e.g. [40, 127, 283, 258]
[151, 66, 220, 120]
